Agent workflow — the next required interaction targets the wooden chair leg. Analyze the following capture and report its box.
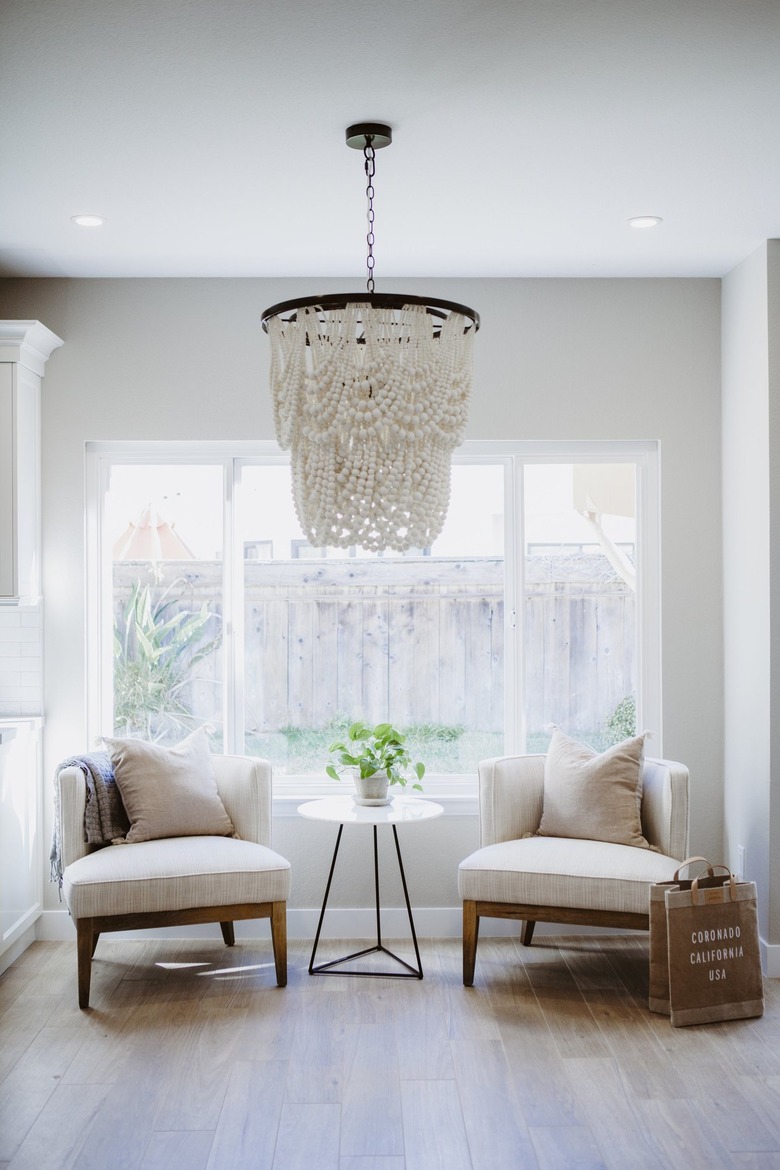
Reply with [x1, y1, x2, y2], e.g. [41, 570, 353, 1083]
[220, 921, 236, 946]
[463, 900, 479, 986]
[270, 901, 287, 987]
[91, 931, 100, 957]
[521, 919, 536, 946]
[76, 918, 94, 1009]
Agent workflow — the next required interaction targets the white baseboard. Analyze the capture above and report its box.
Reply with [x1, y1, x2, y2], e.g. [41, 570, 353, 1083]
[26, 912, 780, 981]
[0, 924, 38, 975]
[760, 938, 780, 978]
[37, 907, 466, 942]
[37, 907, 643, 944]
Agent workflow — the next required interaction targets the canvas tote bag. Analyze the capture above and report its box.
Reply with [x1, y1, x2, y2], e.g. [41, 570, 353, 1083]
[648, 857, 732, 1015]
[665, 869, 764, 1026]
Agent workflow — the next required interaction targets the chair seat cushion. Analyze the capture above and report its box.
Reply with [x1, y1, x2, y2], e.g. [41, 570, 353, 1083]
[458, 835, 680, 916]
[63, 835, 291, 919]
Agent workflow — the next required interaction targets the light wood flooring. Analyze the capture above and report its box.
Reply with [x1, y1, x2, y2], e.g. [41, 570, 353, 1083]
[1, 934, 779, 1170]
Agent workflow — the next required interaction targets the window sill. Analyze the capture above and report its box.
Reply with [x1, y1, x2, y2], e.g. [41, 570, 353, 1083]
[272, 774, 478, 817]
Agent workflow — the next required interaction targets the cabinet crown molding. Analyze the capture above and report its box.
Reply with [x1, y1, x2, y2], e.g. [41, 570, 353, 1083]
[0, 321, 64, 376]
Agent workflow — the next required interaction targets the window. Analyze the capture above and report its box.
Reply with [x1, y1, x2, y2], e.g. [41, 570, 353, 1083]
[87, 440, 659, 797]
[521, 460, 643, 751]
[90, 461, 226, 747]
[238, 461, 504, 779]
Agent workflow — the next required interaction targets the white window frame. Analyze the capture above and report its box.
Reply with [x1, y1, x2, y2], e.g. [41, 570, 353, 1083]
[86, 439, 660, 811]
[504, 440, 661, 761]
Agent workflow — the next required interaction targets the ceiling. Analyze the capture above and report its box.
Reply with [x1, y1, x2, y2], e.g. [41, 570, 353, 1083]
[1, 0, 779, 280]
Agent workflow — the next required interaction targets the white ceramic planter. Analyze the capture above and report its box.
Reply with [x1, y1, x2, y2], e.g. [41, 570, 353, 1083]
[349, 767, 392, 806]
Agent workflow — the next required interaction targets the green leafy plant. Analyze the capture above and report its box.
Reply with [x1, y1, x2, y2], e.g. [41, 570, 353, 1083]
[326, 720, 425, 790]
[603, 694, 637, 745]
[113, 579, 221, 741]
[275, 718, 464, 775]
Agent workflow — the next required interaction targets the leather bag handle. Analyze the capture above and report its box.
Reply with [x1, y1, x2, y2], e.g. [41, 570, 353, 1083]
[673, 856, 714, 881]
[691, 866, 737, 904]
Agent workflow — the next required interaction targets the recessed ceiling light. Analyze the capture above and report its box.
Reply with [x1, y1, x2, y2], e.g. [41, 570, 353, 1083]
[71, 214, 106, 227]
[628, 216, 663, 230]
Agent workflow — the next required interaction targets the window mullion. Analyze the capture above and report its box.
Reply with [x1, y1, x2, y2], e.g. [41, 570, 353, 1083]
[636, 450, 662, 751]
[507, 454, 526, 755]
[224, 459, 245, 755]
[85, 451, 113, 742]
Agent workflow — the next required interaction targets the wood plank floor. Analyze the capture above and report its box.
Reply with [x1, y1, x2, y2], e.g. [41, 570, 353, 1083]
[1, 935, 779, 1169]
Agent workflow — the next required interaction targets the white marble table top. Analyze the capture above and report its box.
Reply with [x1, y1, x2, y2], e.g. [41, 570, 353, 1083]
[297, 794, 444, 827]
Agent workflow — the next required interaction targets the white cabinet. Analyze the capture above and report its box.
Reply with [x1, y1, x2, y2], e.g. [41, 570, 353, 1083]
[0, 321, 63, 603]
[0, 718, 43, 965]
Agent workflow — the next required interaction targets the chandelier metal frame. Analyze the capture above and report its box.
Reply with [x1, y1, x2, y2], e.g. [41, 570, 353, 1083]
[261, 123, 480, 337]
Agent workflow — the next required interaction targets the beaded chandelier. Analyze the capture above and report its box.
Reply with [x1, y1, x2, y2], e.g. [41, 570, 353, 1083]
[261, 123, 480, 552]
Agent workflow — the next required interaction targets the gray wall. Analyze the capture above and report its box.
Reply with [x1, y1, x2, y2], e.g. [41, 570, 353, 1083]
[722, 246, 771, 938]
[0, 276, 723, 925]
[722, 241, 780, 953]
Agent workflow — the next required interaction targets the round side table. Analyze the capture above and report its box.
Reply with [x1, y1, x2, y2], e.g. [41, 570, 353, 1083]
[298, 795, 444, 979]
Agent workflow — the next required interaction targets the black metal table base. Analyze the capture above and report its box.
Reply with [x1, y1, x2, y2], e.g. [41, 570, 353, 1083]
[308, 823, 424, 979]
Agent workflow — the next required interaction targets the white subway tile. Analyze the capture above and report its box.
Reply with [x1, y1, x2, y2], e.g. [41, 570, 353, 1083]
[0, 682, 40, 697]
[20, 610, 41, 627]
[0, 612, 22, 629]
[0, 702, 41, 717]
[14, 628, 40, 643]
[0, 658, 35, 673]
[0, 629, 41, 646]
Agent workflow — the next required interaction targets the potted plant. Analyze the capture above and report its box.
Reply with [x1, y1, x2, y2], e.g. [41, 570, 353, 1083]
[326, 721, 425, 806]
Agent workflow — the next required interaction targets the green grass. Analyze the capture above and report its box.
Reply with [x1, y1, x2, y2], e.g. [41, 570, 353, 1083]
[245, 719, 501, 777]
[243, 695, 636, 774]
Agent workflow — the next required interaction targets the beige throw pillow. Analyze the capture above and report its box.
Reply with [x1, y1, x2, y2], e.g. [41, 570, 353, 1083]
[538, 727, 650, 849]
[104, 727, 235, 844]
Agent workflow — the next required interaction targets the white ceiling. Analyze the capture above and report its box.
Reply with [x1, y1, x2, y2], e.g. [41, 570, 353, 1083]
[1, 0, 779, 280]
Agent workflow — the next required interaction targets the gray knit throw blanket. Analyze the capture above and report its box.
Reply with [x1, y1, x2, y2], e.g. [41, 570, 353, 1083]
[49, 752, 130, 890]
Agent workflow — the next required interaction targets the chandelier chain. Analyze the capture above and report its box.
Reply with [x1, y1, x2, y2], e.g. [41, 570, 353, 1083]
[364, 138, 376, 294]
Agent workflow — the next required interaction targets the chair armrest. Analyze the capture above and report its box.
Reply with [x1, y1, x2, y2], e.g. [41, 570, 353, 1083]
[57, 765, 91, 869]
[213, 755, 273, 847]
[641, 757, 689, 860]
[478, 755, 546, 846]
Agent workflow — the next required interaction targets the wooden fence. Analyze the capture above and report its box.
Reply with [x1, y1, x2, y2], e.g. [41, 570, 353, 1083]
[243, 558, 504, 736]
[115, 554, 635, 741]
[524, 570, 635, 739]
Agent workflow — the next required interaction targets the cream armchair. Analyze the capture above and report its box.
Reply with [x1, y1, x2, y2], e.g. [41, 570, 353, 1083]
[57, 754, 290, 1008]
[458, 753, 689, 985]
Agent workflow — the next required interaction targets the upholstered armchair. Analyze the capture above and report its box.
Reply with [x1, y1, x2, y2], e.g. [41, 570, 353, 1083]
[458, 750, 689, 985]
[57, 752, 290, 1008]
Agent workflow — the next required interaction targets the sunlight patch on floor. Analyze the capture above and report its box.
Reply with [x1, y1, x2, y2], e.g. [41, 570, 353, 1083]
[199, 962, 274, 977]
[155, 960, 212, 970]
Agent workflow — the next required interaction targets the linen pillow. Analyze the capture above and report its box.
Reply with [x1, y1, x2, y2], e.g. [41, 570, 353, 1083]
[537, 727, 651, 849]
[103, 727, 236, 844]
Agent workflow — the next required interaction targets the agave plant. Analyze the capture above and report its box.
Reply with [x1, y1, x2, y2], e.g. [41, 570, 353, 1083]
[113, 579, 221, 742]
